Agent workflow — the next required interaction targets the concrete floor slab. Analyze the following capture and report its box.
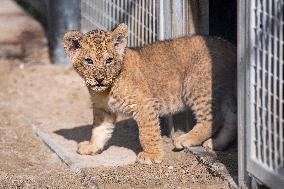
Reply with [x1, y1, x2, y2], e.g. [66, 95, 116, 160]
[30, 118, 140, 171]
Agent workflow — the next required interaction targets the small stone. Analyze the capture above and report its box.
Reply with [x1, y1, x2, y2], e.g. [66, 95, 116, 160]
[168, 166, 174, 170]
[19, 63, 24, 69]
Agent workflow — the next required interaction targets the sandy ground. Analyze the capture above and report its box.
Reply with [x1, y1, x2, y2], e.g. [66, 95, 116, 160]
[0, 1, 96, 188]
[0, 1, 236, 188]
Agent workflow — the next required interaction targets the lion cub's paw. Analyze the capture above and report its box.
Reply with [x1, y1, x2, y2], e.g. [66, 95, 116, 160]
[173, 133, 202, 149]
[203, 138, 227, 151]
[137, 151, 163, 165]
[202, 138, 214, 149]
[77, 141, 102, 155]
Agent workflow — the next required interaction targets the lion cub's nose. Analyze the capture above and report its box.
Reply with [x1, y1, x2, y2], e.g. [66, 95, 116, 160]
[95, 78, 104, 84]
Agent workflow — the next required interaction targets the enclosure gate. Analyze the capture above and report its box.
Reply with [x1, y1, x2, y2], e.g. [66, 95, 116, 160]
[239, 0, 284, 188]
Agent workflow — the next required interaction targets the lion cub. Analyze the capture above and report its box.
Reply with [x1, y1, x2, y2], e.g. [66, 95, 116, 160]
[63, 23, 237, 164]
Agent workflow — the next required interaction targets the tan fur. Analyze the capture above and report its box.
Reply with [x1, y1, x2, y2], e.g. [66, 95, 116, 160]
[63, 23, 237, 164]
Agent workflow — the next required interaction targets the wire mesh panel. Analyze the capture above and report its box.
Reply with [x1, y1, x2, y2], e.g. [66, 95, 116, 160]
[81, 0, 158, 47]
[80, 0, 207, 47]
[247, 0, 284, 187]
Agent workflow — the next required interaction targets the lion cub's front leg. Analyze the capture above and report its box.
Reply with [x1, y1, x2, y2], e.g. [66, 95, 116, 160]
[77, 109, 115, 155]
[133, 101, 163, 164]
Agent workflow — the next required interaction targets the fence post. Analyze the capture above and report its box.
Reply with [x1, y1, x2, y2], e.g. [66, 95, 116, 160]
[47, 0, 80, 65]
[238, 0, 251, 188]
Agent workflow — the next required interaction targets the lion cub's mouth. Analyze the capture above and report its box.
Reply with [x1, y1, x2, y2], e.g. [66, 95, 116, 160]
[90, 84, 108, 92]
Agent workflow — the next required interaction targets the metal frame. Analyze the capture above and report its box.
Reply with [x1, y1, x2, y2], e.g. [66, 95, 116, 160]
[239, 0, 284, 188]
[238, 0, 250, 187]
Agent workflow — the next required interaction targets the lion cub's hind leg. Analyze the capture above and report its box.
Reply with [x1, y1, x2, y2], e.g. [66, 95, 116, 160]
[173, 96, 217, 149]
[173, 69, 221, 149]
[203, 95, 237, 150]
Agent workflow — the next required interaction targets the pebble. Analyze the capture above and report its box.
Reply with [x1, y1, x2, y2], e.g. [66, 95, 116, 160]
[168, 166, 174, 170]
[19, 63, 24, 69]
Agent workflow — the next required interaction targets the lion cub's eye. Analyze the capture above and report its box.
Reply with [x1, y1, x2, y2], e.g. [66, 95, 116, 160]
[84, 58, 94, 65]
[105, 58, 113, 65]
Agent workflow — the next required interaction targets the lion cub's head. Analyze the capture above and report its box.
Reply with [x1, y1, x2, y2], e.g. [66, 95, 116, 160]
[63, 24, 128, 92]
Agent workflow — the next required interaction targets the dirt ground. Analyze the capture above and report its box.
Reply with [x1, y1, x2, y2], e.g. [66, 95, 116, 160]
[0, 1, 236, 188]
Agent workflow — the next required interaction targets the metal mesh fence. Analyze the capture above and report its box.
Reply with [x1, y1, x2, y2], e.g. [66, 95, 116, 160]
[250, 0, 284, 174]
[81, 0, 158, 47]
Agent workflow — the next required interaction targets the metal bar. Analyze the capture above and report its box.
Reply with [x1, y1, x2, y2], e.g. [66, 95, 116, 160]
[131, 1, 134, 46]
[255, 0, 262, 163]
[138, 0, 142, 46]
[248, 159, 284, 189]
[103, 0, 106, 28]
[260, 0, 268, 165]
[141, 0, 145, 45]
[251, 0, 256, 163]
[119, 0, 122, 22]
[278, 0, 284, 169]
[148, 0, 152, 43]
[136, 1, 139, 45]
[134, 1, 139, 45]
[144, 0, 148, 44]
[153, 0, 156, 42]
[182, 0, 187, 34]
[171, 0, 184, 38]
[238, 0, 251, 187]
[272, 0, 278, 171]
[107, 0, 111, 29]
[116, 0, 119, 26]
[267, 0, 273, 169]
[158, 0, 164, 40]
[160, 0, 171, 40]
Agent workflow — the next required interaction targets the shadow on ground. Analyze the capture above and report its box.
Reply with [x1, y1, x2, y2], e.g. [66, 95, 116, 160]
[54, 110, 238, 184]
[54, 119, 143, 154]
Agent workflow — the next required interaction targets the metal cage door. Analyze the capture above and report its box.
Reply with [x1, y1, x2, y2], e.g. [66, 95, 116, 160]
[239, 0, 284, 188]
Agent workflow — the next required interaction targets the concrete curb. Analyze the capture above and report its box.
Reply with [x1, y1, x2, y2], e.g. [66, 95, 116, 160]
[186, 147, 238, 189]
[25, 117, 81, 173]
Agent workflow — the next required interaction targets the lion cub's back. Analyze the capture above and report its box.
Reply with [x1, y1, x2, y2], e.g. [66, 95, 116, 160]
[136, 35, 236, 91]
[126, 35, 236, 114]
[138, 34, 236, 73]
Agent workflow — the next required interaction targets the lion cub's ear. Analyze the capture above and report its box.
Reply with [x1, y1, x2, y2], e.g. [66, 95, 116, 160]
[63, 31, 84, 58]
[113, 23, 128, 56]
